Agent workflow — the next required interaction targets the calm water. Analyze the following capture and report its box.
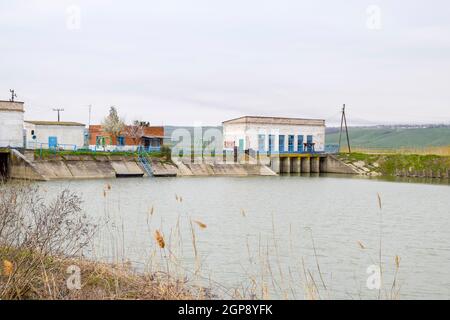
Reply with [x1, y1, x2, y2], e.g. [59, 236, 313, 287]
[34, 174, 450, 299]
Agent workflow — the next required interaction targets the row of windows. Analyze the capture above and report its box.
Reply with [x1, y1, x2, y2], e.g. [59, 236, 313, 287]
[96, 136, 125, 146]
[257, 134, 314, 152]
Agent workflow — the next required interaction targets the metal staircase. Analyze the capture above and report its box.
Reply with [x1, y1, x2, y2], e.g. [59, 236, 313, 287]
[138, 152, 153, 177]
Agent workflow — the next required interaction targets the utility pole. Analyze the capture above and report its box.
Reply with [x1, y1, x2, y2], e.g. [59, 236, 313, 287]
[338, 104, 351, 153]
[86, 104, 92, 148]
[53, 108, 64, 122]
[88, 104, 92, 128]
[9, 89, 17, 102]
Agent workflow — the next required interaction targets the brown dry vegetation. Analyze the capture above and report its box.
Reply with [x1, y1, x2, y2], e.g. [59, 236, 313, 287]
[0, 183, 209, 300]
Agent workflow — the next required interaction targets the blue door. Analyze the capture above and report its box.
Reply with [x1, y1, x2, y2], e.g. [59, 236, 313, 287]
[258, 134, 265, 152]
[48, 136, 58, 149]
[238, 139, 244, 152]
[288, 135, 294, 153]
[298, 135, 304, 152]
[307, 135, 313, 152]
[279, 135, 285, 153]
[269, 135, 275, 152]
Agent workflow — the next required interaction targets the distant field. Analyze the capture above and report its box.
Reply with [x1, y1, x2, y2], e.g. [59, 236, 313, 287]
[326, 126, 450, 149]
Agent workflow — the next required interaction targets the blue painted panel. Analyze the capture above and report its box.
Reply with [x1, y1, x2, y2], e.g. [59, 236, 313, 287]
[238, 139, 244, 152]
[48, 136, 58, 149]
[298, 135, 304, 152]
[279, 135, 285, 153]
[288, 135, 294, 153]
[268, 135, 275, 152]
[307, 135, 313, 152]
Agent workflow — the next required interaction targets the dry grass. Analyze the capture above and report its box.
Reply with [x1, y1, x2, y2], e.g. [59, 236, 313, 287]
[349, 145, 450, 156]
[0, 182, 211, 300]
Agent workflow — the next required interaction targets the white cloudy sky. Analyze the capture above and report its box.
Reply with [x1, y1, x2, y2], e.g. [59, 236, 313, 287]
[1, 0, 449, 126]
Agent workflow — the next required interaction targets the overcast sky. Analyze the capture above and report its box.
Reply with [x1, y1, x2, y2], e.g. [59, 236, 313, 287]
[1, 0, 449, 126]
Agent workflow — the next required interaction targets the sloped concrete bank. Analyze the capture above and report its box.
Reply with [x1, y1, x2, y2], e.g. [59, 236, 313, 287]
[174, 161, 276, 176]
[9, 152, 179, 180]
[9, 151, 278, 180]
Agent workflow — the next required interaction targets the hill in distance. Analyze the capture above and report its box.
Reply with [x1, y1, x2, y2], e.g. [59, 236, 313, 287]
[163, 125, 450, 149]
[326, 125, 450, 148]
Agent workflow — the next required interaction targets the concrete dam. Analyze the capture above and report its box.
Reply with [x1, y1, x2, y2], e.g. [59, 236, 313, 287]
[0, 148, 358, 181]
[269, 154, 357, 174]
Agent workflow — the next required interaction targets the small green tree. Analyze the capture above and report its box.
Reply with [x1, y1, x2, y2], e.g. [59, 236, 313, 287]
[102, 106, 125, 145]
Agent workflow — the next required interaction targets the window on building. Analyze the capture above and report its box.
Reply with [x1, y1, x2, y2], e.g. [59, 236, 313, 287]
[258, 134, 265, 152]
[298, 135, 304, 152]
[268, 135, 274, 152]
[279, 135, 285, 153]
[307, 135, 313, 152]
[117, 136, 125, 146]
[288, 135, 294, 153]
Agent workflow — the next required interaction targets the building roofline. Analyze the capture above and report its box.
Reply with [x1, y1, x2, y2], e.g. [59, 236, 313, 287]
[222, 115, 326, 125]
[0, 100, 24, 104]
[25, 120, 85, 126]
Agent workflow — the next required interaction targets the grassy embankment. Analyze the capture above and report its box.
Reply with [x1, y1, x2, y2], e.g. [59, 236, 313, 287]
[338, 152, 450, 177]
[33, 147, 172, 161]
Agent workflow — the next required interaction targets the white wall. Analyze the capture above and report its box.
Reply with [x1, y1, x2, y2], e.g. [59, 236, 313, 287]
[24, 123, 85, 150]
[0, 110, 24, 148]
[223, 122, 326, 152]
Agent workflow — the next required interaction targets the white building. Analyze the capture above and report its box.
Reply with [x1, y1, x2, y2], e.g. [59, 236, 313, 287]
[24, 121, 86, 150]
[222, 116, 326, 153]
[0, 100, 25, 148]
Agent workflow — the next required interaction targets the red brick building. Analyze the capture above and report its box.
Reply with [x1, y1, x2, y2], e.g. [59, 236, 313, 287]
[88, 125, 164, 151]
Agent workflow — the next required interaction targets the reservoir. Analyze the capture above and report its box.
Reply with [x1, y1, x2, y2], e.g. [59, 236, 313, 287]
[27, 175, 450, 299]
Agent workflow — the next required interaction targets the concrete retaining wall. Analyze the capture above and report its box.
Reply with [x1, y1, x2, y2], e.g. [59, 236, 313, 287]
[9, 149, 48, 181]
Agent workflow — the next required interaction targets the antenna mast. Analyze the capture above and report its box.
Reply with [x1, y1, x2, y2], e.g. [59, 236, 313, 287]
[9, 89, 17, 102]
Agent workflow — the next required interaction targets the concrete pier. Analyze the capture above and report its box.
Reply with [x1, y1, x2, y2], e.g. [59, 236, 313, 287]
[301, 157, 310, 173]
[291, 157, 301, 173]
[281, 157, 290, 173]
[310, 157, 320, 173]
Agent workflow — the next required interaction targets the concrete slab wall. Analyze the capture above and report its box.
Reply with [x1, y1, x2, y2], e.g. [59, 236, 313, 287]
[290, 158, 301, 173]
[301, 157, 311, 173]
[310, 157, 320, 173]
[322, 155, 359, 174]
[9, 149, 47, 180]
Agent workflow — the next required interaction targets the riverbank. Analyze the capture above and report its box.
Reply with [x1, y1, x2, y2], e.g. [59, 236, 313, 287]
[0, 248, 208, 300]
[0, 183, 211, 300]
[337, 152, 450, 178]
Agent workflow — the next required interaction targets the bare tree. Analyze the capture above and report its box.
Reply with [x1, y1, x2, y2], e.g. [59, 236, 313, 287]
[102, 106, 125, 145]
[125, 120, 149, 146]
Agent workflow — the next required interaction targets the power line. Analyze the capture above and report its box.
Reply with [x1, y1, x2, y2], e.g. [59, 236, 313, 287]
[338, 104, 351, 153]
